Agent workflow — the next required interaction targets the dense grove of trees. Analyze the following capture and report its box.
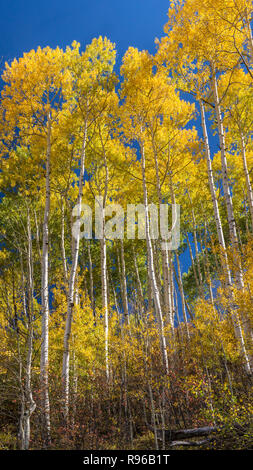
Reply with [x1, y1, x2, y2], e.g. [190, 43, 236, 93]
[0, 0, 253, 450]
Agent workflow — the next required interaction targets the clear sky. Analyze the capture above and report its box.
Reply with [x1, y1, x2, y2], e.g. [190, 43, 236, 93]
[0, 0, 170, 65]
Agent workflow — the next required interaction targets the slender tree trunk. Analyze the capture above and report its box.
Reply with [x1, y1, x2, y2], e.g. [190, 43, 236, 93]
[120, 240, 129, 324]
[18, 245, 35, 451]
[199, 99, 232, 286]
[101, 234, 109, 381]
[140, 139, 169, 374]
[153, 240, 164, 310]
[22, 210, 36, 450]
[61, 198, 68, 286]
[168, 174, 189, 338]
[168, 252, 176, 328]
[203, 221, 214, 304]
[62, 122, 87, 420]
[212, 69, 253, 345]
[40, 116, 51, 447]
[146, 247, 153, 312]
[200, 97, 252, 373]
[71, 348, 78, 428]
[144, 332, 159, 449]
[240, 131, 253, 229]
[99, 135, 110, 382]
[132, 244, 145, 321]
[88, 241, 96, 318]
[34, 209, 41, 262]
[211, 68, 244, 289]
[244, 9, 253, 63]
[152, 138, 174, 330]
[132, 244, 144, 303]
[186, 190, 203, 292]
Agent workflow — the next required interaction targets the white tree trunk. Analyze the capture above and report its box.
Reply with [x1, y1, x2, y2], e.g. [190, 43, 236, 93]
[245, 9, 253, 63]
[22, 211, 36, 450]
[186, 190, 203, 292]
[101, 233, 109, 381]
[200, 98, 252, 373]
[152, 139, 174, 330]
[100, 140, 110, 382]
[62, 123, 87, 420]
[240, 132, 253, 229]
[199, 99, 232, 286]
[141, 140, 169, 374]
[40, 116, 51, 447]
[120, 240, 129, 324]
[88, 241, 95, 318]
[61, 199, 68, 286]
[163, 246, 174, 329]
[211, 69, 244, 289]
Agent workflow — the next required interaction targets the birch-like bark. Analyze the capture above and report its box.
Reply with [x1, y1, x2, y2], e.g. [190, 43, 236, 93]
[203, 221, 214, 304]
[199, 99, 232, 286]
[164, 247, 174, 329]
[22, 211, 36, 450]
[186, 190, 203, 292]
[18, 233, 36, 450]
[16, 301, 24, 450]
[40, 115, 51, 447]
[211, 69, 244, 289]
[144, 332, 159, 449]
[100, 135, 110, 382]
[238, 132, 253, 342]
[152, 138, 174, 330]
[62, 122, 88, 420]
[61, 198, 68, 286]
[88, 241, 96, 318]
[168, 174, 189, 338]
[168, 252, 176, 327]
[34, 209, 41, 263]
[71, 347, 78, 427]
[146, 248, 153, 312]
[212, 68, 253, 344]
[200, 98, 252, 373]
[240, 132, 253, 229]
[132, 244, 144, 303]
[244, 9, 253, 63]
[153, 240, 164, 310]
[101, 233, 109, 381]
[141, 139, 169, 374]
[120, 240, 129, 324]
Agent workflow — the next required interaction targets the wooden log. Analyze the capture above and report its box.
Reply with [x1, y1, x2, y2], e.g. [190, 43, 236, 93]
[170, 438, 213, 447]
[156, 426, 218, 441]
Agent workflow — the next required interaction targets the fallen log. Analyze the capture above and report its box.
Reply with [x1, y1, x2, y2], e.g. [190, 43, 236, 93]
[170, 438, 214, 447]
[156, 426, 218, 441]
[147, 421, 252, 449]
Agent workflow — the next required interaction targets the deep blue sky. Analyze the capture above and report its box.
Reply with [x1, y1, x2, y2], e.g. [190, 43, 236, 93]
[0, 0, 170, 66]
